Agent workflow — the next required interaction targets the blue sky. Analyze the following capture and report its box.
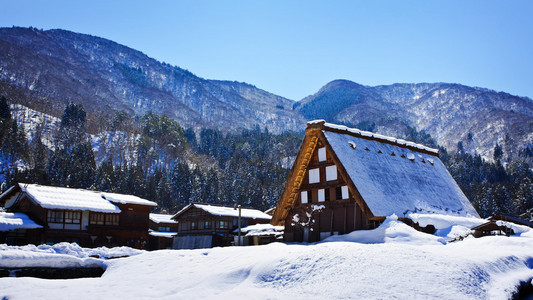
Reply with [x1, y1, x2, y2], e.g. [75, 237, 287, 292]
[1, 1, 532, 100]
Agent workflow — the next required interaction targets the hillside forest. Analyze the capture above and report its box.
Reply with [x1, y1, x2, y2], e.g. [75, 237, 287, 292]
[1, 96, 532, 218]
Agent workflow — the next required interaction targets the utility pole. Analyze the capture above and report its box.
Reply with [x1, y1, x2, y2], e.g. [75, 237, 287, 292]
[234, 203, 242, 246]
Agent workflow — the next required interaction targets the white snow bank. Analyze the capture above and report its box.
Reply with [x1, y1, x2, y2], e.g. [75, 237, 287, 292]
[0, 242, 144, 268]
[2, 234, 533, 299]
[323, 214, 446, 245]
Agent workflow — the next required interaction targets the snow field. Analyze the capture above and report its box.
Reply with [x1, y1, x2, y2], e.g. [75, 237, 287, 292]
[0, 220, 532, 299]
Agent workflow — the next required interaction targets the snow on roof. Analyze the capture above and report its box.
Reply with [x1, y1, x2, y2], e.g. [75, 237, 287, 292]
[174, 203, 272, 220]
[234, 224, 284, 236]
[408, 213, 485, 230]
[14, 184, 121, 213]
[103, 192, 157, 207]
[309, 120, 439, 155]
[150, 213, 178, 224]
[149, 231, 178, 238]
[322, 129, 480, 218]
[0, 212, 42, 232]
[10, 184, 156, 213]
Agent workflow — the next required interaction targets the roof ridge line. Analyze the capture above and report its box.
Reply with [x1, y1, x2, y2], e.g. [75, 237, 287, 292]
[306, 120, 439, 156]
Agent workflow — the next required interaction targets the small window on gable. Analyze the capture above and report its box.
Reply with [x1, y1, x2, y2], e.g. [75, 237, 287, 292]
[318, 147, 326, 162]
[326, 165, 337, 181]
[301, 191, 308, 204]
[336, 186, 342, 200]
[341, 186, 349, 199]
[318, 189, 325, 202]
[309, 168, 320, 184]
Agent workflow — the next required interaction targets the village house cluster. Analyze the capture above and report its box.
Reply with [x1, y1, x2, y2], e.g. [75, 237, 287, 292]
[1, 121, 531, 249]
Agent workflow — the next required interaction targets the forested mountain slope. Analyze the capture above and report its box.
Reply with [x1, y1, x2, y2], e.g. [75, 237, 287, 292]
[0, 27, 304, 133]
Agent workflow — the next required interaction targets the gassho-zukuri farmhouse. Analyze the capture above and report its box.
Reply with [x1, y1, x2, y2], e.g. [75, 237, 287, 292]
[271, 120, 480, 242]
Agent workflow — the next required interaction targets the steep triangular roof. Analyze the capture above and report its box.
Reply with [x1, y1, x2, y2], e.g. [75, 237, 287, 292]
[271, 120, 479, 225]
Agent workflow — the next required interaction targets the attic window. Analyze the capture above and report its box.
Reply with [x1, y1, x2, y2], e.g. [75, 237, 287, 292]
[318, 147, 326, 162]
[391, 152, 396, 156]
[326, 165, 337, 181]
[318, 189, 325, 202]
[309, 168, 320, 184]
[348, 142, 356, 149]
[341, 186, 349, 199]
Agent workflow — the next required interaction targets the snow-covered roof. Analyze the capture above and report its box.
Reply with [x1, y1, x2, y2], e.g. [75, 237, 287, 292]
[0, 212, 43, 231]
[150, 213, 178, 224]
[321, 125, 479, 218]
[309, 120, 439, 155]
[173, 203, 272, 220]
[149, 231, 178, 238]
[6, 183, 156, 213]
[103, 192, 157, 207]
[234, 224, 284, 236]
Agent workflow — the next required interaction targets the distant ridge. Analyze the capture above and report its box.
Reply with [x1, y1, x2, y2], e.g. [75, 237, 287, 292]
[0, 27, 531, 161]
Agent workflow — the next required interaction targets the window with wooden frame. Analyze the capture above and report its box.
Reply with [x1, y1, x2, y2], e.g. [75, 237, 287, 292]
[90, 213, 105, 225]
[342, 186, 349, 199]
[47, 210, 64, 223]
[309, 168, 320, 184]
[90, 213, 119, 225]
[218, 220, 229, 229]
[191, 221, 197, 230]
[318, 189, 325, 202]
[105, 214, 119, 226]
[318, 147, 326, 162]
[204, 220, 212, 229]
[326, 165, 337, 181]
[325, 188, 331, 202]
[301, 191, 308, 204]
[64, 211, 81, 224]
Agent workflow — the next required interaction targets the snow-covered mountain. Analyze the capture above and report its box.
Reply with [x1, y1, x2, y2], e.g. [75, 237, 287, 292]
[1, 27, 532, 161]
[0, 27, 304, 133]
[296, 80, 533, 161]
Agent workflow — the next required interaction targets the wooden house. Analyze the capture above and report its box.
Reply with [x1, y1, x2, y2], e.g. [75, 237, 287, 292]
[148, 213, 178, 250]
[271, 120, 480, 242]
[472, 214, 533, 238]
[172, 203, 271, 249]
[0, 183, 157, 248]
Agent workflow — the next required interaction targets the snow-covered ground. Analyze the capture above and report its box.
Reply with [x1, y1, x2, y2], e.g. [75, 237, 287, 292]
[1, 217, 532, 299]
